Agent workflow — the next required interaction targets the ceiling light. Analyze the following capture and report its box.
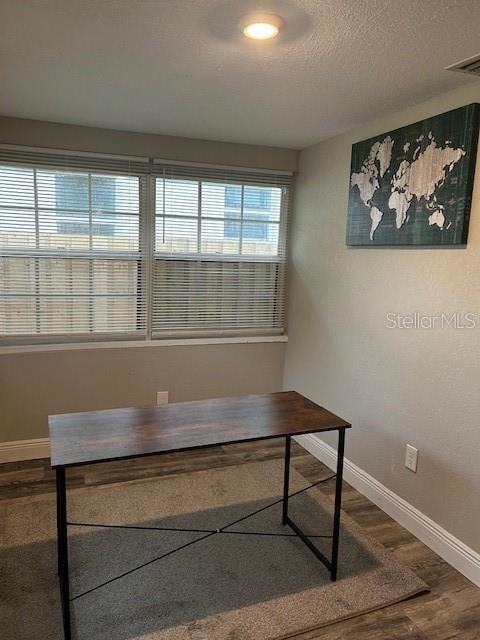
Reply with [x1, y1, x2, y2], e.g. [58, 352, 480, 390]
[241, 14, 284, 40]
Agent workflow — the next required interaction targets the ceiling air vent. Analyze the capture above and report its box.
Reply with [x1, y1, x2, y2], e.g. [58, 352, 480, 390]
[445, 54, 480, 77]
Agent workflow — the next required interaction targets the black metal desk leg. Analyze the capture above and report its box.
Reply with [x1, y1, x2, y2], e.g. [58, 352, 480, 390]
[56, 468, 71, 640]
[330, 428, 346, 581]
[282, 435, 291, 525]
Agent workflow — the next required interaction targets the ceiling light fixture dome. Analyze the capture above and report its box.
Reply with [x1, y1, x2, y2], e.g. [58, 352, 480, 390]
[240, 13, 284, 40]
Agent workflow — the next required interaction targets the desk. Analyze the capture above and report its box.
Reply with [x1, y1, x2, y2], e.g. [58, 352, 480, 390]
[49, 391, 351, 640]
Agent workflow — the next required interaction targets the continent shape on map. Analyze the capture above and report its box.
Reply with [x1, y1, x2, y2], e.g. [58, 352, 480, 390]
[350, 136, 394, 239]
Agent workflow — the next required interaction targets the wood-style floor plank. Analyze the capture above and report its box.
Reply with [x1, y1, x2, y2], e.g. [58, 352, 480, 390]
[0, 439, 478, 639]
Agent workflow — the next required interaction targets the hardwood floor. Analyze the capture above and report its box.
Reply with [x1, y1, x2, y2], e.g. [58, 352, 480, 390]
[1, 440, 479, 639]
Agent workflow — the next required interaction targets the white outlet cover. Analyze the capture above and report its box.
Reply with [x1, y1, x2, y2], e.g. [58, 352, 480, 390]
[405, 444, 418, 472]
[156, 391, 169, 405]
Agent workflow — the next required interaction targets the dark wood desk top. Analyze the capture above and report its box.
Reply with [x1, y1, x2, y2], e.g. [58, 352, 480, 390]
[49, 391, 350, 469]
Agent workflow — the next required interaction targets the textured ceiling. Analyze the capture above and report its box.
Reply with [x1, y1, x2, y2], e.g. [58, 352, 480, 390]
[0, 0, 479, 149]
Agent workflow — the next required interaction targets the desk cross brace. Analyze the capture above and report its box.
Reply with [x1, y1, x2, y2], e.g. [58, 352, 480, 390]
[56, 429, 346, 640]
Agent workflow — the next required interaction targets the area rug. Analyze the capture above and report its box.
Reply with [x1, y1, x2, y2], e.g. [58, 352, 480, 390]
[0, 459, 428, 640]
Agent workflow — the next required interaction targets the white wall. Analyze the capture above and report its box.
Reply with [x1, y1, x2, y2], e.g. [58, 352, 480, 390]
[284, 81, 480, 553]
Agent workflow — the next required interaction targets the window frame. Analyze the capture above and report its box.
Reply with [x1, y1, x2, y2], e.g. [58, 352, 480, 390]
[0, 150, 291, 346]
[150, 170, 289, 339]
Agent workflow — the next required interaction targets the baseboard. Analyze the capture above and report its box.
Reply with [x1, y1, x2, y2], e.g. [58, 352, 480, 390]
[0, 437, 50, 463]
[295, 433, 480, 588]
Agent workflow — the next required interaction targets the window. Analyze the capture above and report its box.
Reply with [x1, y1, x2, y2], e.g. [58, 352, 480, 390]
[0, 156, 146, 342]
[153, 169, 288, 337]
[0, 149, 291, 344]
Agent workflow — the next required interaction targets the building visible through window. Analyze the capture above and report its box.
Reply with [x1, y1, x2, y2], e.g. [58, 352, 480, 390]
[224, 185, 273, 241]
[56, 174, 116, 235]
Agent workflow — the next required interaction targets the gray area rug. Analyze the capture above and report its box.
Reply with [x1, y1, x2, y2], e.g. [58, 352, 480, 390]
[0, 459, 428, 639]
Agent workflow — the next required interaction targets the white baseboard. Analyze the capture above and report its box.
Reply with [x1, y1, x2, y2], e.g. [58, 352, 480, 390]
[295, 433, 480, 588]
[0, 437, 50, 463]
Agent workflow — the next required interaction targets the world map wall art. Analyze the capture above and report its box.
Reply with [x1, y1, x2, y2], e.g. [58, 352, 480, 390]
[346, 103, 479, 245]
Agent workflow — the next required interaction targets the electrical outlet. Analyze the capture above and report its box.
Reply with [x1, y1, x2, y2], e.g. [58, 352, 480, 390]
[405, 444, 418, 472]
[156, 391, 169, 406]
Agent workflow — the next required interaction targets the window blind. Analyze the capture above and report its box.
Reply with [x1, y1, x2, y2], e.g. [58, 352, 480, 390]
[0, 148, 148, 343]
[0, 147, 291, 344]
[152, 162, 290, 337]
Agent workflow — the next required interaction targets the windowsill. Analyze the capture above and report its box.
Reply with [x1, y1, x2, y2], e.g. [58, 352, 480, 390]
[0, 335, 288, 355]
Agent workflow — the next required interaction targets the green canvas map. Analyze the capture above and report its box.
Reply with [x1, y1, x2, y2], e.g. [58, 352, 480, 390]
[346, 104, 479, 245]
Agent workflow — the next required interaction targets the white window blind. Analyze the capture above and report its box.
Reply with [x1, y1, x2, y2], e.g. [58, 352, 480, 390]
[0, 148, 291, 345]
[0, 148, 148, 343]
[153, 163, 290, 337]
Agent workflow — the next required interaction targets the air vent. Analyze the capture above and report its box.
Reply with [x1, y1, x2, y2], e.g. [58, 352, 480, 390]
[446, 54, 480, 77]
